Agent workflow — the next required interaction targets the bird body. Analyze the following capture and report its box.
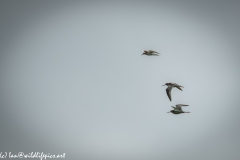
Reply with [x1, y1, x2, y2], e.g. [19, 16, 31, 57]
[167, 110, 190, 114]
[142, 50, 160, 56]
[162, 83, 184, 101]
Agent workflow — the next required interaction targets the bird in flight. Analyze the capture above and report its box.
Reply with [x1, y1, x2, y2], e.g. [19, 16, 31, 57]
[142, 50, 160, 56]
[162, 83, 184, 101]
[167, 104, 190, 114]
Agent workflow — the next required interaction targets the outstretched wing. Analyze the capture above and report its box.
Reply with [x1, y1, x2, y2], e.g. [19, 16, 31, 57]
[166, 86, 173, 101]
[175, 86, 182, 91]
[149, 50, 160, 54]
[173, 83, 183, 91]
[176, 104, 189, 111]
[172, 106, 181, 112]
[176, 104, 189, 106]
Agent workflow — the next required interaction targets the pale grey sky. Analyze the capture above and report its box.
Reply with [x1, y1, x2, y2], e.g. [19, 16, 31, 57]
[0, 1, 240, 160]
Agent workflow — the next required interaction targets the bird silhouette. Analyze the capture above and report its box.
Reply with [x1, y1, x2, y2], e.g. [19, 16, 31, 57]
[167, 104, 190, 114]
[162, 83, 184, 101]
[142, 50, 160, 56]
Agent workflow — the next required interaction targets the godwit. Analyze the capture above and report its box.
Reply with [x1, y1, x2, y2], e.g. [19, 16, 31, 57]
[167, 104, 190, 114]
[162, 83, 184, 101]
[142, 50, 160, 56]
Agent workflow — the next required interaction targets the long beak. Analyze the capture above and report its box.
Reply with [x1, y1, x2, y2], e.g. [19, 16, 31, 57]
[167, 112, 171, 113]
[162, 85, 166, 86]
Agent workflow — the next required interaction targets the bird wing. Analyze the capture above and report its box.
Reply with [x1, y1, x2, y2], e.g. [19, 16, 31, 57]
[176, 104, 189, 106]
[173, 83, 183, 91]
[149, 50, 160, 54]
[172, 106, 181, 112]
[175, 86, 182, 91]
[176, 104, 189, 110]
[166, 86, 173, 101]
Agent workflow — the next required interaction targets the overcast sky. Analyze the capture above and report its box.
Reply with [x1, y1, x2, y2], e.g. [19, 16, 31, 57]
[0, 1, 240, 160]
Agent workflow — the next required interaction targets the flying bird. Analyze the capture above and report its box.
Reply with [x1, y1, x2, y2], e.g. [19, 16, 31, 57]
[167, 104, 190, 114]
[142, 50, 160, 56]
[162, 83, 184, 101]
